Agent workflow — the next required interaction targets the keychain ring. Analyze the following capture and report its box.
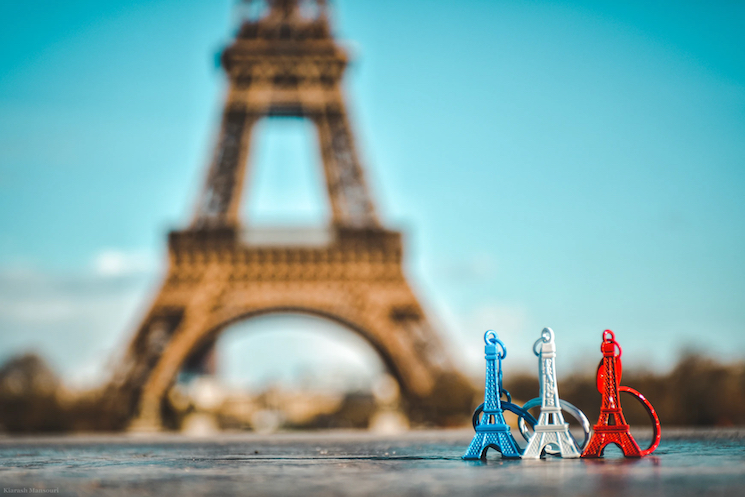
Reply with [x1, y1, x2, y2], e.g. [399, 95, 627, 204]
[517, 398, 591, 452]
[471, 402, 537, 431]
[500, 389, 512, 404]
[532, 328, 555, 356]
[602, 330, 622, 358]
[532, 338, 543, 356]
[619, 386, 661, 456]
[484, 330, 507, 359]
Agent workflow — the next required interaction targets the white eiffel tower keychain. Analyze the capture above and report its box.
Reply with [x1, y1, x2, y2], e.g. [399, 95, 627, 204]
[519, 327, 591, 459]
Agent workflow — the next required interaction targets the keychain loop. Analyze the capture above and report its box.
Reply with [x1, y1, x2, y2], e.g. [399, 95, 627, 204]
[602, 329, 622, 358]
[619, 386, 661, 456]
[500, 389, 512, 404]
[532, 339, 542, 357]
[472, 402, 537, 432]
[484, 330, 507, 359]
[532, 328, 554, 356]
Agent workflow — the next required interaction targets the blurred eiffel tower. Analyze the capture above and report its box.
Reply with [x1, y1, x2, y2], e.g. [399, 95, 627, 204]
[104, 0, 473, 430]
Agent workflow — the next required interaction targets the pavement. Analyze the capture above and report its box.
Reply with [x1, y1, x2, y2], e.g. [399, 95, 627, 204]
[1, 427, 743, 496]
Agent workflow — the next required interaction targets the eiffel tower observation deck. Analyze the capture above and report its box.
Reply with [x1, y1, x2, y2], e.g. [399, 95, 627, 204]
[102, 0, 475, 431]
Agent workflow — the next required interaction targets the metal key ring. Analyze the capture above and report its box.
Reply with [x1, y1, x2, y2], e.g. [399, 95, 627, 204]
[602, 329, 622, 358]
[517, 398, 591, 452]
[472, 402, 538, 431]
[619, 386, 661, 456]
[484, 330, 507, 359]
[500, 389, 512, 404]
[533, 328, 555, 356]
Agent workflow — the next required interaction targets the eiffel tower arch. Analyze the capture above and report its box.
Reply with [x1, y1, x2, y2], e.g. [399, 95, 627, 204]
[105, 0, 474, 430]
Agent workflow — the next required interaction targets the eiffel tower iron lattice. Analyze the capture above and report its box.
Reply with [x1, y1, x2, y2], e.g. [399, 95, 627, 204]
[102, 0, 473, 430]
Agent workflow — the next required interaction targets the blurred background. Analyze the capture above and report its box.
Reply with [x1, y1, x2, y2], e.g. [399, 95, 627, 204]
[0, 0, 744, 433]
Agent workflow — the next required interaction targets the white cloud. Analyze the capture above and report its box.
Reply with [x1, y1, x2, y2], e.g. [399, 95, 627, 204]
[218, 315, 386, 392]
[92, 249, 155, 277]
[440, 302, 536, 377]
[0, 252, 158, 388]
[437, 252, 498, 282]
[468, 304, 531, 362]
[0, 298, 77, 323]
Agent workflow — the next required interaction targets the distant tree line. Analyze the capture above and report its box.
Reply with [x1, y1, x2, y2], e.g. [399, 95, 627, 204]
[1, 352, 744, 432]
[505, 354, 745, 427]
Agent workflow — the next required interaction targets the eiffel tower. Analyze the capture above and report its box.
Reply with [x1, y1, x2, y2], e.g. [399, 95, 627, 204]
[104, 0, 474, 430]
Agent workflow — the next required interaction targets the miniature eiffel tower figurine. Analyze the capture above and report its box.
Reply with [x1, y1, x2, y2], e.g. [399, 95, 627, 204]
[522, 328, 581, 459]
[463, 331, 522, 460]
[581, 330, 643, 458]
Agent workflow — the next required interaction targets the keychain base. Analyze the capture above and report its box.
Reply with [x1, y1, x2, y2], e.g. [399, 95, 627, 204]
[581, 424, 642, 458]
[463, 424, 522, 460]
[523, 423, 581, 459]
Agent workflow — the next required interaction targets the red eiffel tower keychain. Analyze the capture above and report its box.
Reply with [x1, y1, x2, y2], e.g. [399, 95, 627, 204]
[581, 330, 661, 458]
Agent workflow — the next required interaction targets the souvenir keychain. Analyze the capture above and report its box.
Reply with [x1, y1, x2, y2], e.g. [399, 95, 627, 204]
[581, 330, 661, 458]
[463, 330, 537, 460]
[517, 327, 591, 458]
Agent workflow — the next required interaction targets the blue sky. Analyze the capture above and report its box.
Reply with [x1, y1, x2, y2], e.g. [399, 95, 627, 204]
[0, 0, 743, 389]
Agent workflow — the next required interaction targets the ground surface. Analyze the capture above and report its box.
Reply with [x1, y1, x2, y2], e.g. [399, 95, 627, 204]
[0, 428, 743, 496]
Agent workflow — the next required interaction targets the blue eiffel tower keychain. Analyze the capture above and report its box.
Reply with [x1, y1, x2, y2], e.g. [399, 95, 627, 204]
[463, 330, 537, 460]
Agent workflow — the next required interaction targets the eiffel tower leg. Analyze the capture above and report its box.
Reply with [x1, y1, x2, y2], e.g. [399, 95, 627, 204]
[314, 108, 378, 227]
[127, 265, 229, 431]
[583, 427, 642, 458]
[192, 108, 257, 227]
[618, 432, 643, 457]
[522, 431, 547, 459]
[128, 314, 216, 430]
[463, 432, 521, 460]
[497, 432, 522, 458]
[463, 433, 488, 460]
[103, 300, 188, 430]
[581, 431, 608, 458]
[556, 429, 581, 458]
[523, 428, 579, 459]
